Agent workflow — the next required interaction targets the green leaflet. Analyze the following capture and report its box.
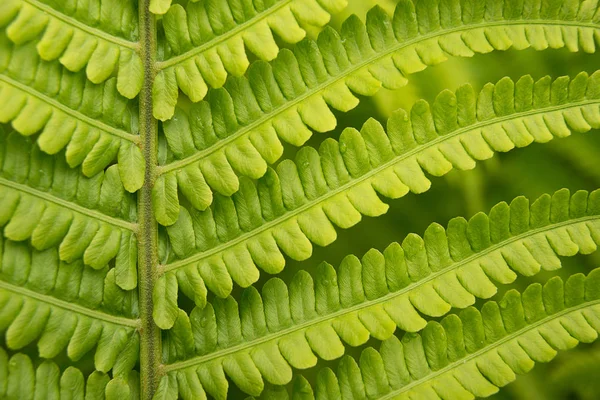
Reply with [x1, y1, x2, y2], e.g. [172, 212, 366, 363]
[154, 189, 600, 399]
[0, 33, 145, 191]
[0, 132, 138, 286]
[150, 0, 226, 15]
[0, 235, 139, 317]
[0, 243, 140, 372]
[0, 0, 143, 99]
[152, 0, 347, 119]
[154, 72, 600, 324]
[154, 0, 600, 217]
[301, 270, 600, 400]
[149, 0, 173, 15]
[0, 350, 140, 400]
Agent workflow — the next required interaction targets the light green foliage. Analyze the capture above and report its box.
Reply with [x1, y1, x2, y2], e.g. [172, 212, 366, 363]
[155, 189, 600, 398]
[0, 131, 138, 287]
[156, 73, 600, 327]
[1, 0, 600, 399]
[0, 0, 142, 98]
[0, 349, 140, 400]
[302, 270, 600, 399]
[0, 32, 145, 191]
[154, 0, 600, 223]
[153, 0, 348, 120]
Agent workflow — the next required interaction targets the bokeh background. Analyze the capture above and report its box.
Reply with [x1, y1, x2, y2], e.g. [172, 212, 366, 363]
[274, 1, 600, 399]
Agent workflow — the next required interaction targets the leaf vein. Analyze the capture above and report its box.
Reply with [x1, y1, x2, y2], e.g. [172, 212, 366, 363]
[156, 0, 292, 69]
[0, 280, 140, 328]
[0, 74, 139, 143]
[380, 299, 600, 399]
[24, 0, 138, 48]
[0, 177, 137, 231]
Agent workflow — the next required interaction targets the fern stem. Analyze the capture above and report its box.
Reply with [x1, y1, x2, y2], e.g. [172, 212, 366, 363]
[137, 1, 161, 398]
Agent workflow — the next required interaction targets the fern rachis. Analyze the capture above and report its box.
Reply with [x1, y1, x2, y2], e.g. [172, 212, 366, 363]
[1, 0, 600, 399]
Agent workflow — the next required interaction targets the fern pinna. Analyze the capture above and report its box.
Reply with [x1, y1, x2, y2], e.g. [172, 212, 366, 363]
[1, 0, 600, 399]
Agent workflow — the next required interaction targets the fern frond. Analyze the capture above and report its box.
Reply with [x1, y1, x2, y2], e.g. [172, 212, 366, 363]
[0, 349, 140, 399]
[153, 72, 600, 324]
[0, 131, 138, 289]
[153, 0, 600, 213]
[152, 0, 347, 119]
[0, 0, 143, 99]
[2, 1, 599, 397]
[0, 234, 140, 373]
[151, 189, 600, 398]
[0, 235, 139, 316]
[295, 269, 600, 400]
[0, 34, 145, 191]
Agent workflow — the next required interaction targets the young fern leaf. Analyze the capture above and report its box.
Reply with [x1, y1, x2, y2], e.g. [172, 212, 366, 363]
[0, 350, 140, 399]
[3, 0, 600, 398]
[152, 0, 347, 119]
[153, 72, 600, 328]
[0, 33, 145, 191]
[0, 131, 138, 288]
[0, 0, 143, 99]
[299, 269, 600, 400]
[0, 131, 140, 379]
[0, 278, 139, 374]
[0, 226, 140, 374]
[153, 0, 600, 220]
[153, 188, 600, 399]
[0, 133, 141, 371]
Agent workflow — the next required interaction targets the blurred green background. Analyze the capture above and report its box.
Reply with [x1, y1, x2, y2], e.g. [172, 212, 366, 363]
[280, 1, 600, 399]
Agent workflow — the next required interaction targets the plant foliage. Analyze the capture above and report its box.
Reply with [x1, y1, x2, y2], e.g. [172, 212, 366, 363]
[1, 0, 600, 399]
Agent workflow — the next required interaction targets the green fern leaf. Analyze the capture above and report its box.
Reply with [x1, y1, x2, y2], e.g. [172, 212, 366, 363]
[0, 0, 143, 99]
[0, 243, 139, 372]
[151, 188, 600, 398]
[0, 349, 140, 400]
[298, 269, 600, 399]
[154, 72, 600, 324]
[152, 0, 348, 120]
[0, 131, 138, 286]
[0, 129, 141, 371]
[0, 34, 145, 191]
[152, 0, 600, 218]
[3, 0, 600, 398]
